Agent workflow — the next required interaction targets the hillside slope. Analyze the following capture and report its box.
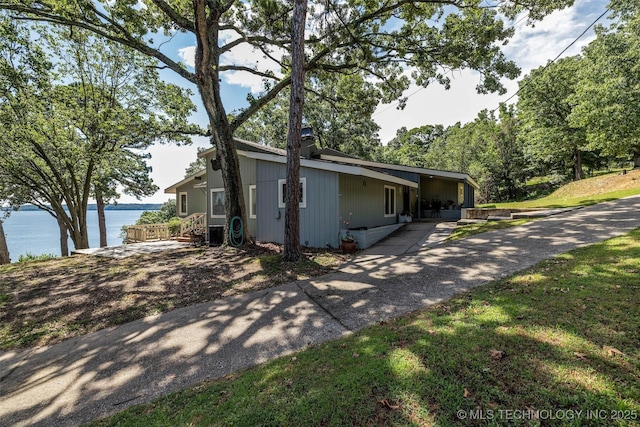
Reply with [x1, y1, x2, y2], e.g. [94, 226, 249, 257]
[493, 169, 640, 208]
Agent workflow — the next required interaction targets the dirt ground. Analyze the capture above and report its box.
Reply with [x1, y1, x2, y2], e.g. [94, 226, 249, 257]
[0, 243, 348, 350]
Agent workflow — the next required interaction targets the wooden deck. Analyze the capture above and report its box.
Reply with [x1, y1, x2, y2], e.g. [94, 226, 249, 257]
[125, 213, 206, 244]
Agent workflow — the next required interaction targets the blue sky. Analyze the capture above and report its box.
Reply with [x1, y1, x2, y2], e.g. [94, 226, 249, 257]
[128, 0, 610, 204]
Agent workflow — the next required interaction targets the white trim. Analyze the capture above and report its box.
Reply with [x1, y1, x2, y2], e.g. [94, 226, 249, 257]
[178, 192, 188, 216]
[242, 150, 418, 188]
[210, 188, 225, 218]
[384, 185, 396, 218]
[164, 169, 206, 194]
[319, 153, 480, 189]
[249, 185, 257, 219]
[278, 177, 307, 208]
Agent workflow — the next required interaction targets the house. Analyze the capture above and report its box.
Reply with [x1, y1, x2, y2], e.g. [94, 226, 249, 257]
[165, 137, 479, 249]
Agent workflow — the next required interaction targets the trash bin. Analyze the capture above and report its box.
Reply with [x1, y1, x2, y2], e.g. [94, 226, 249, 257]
[209, 225, 224, 246]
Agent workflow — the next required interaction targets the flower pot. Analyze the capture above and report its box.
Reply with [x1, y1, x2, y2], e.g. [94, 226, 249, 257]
[340, 240, 357, 254]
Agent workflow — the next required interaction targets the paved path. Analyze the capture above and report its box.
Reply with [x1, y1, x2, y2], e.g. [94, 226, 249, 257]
[2, 196, 640, 426]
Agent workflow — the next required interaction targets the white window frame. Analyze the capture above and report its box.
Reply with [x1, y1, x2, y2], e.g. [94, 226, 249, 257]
[384, 185, 396, 217]
[249, 185, 257, 219]
[278, 177, 306, 209]
[179, 192, 188, 216]
[210, 188, 225, 218]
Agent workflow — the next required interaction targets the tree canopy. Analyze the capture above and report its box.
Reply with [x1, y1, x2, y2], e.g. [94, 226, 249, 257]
[0, 0, 576, 245]
[0, 18, 198, 254]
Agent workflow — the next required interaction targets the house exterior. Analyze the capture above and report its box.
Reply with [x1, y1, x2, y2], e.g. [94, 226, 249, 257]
[165, 138, 478, 249]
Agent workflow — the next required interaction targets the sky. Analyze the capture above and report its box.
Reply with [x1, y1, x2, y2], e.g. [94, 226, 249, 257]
[124, 0, 610, 204]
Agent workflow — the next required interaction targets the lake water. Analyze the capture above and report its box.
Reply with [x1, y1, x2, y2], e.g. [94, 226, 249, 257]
[2, 210, 148, 262]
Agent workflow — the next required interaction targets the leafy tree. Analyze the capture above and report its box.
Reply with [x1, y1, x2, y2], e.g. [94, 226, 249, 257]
[517, 56, 588, 181]
[0, 19, 197, 255]
[570, 2, 640, 168]
[236, 73, 381, 159]
[376, 125, 446, 167]
[136, 201, 177, 225]
[184, 147, 208, 177]
[1, 0, 575, 247]
[477, 105, 527, 201]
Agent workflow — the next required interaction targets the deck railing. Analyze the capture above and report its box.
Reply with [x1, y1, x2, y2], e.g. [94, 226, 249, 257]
[125, 213, 206, 243]
[179, 213, 206, 236]
[125, 223, 171, 243]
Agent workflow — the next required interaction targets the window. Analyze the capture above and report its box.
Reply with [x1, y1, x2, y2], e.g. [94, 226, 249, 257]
[249, 185, 257, 219]
[179, 192, 188, 216]
[278, 177, 306, 208]
[210, 188, 225, 218]
[384, 185, 396, 217]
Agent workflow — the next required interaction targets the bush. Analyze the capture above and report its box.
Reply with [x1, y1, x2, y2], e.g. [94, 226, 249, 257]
[18, 253, 57, 263]
[167, 217, 182, 236]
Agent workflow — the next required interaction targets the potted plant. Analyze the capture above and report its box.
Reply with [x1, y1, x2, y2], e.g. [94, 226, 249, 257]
[339, 213, 357, 253]
[340, 232, 357, 253]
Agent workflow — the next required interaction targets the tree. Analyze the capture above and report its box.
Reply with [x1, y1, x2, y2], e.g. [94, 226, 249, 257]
[0, 218, 9, 264]
[1, 0, 575, 247]
[570, 2, 640, 168]
[517, 56, 588, 181]
[236, 73, 382, 159]
[282, 0, 308, 262]
[0, 19, 197, 254]
[476, 105, 527, 201]
[377, 124, 446, 167]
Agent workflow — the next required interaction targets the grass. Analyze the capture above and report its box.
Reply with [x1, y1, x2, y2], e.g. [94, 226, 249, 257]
[486, 169, 640, 209]
[93, 228, 640, 426]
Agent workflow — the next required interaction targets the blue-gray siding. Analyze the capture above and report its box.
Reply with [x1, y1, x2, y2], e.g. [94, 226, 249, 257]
[204, 155, 257, 237]
[256, 162, 340, 248]
[339, 175, 400, 230]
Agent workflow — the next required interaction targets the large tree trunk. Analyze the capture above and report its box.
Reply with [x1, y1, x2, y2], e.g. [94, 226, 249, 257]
[96, 190, 108, 247]
[193, 0, 250, 245]
[0, 220, 10, 264]
[282, 0, 308, 262]
[633, 146, 640, 168]
[573, 148, 584, 180]
[56, 214, 70, 257]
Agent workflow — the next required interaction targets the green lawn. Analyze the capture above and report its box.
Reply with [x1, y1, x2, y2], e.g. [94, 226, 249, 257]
[485, 169, 640, 209]
[488, 187, 640, 209]
[93, 228, 640, 426]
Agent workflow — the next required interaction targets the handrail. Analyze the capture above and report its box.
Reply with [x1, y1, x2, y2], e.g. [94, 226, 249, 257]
[125, 223, 171, 243]
[124, 212, 207, 243]
[179, 212, 206, 236]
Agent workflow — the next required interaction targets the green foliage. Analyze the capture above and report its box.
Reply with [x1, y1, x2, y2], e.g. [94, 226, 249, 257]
[167, 217, 182, 236]
[517, 56, 590, 181]
[0, 17, 199, 251]
[569, 2, 640, 167]
[235, 73, 382, 158]
[18, 253, 57, 263]
[135, 200, 177, 225]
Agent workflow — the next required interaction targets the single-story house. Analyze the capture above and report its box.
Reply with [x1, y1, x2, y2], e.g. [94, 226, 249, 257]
[165, 137, 479, 249]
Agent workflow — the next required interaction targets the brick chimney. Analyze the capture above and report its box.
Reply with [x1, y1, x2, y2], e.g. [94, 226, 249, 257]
[300, 126, 317, 158]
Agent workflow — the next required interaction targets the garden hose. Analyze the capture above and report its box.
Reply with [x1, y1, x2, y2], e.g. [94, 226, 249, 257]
[229, 216, 244, 247]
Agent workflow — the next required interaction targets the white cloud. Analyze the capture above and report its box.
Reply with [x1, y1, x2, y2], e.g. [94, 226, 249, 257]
[178, 46, 196, 68]
[374, 0, 605, 143]
[504, 3, 599, 74]
[176, 31, 285, 94]
[373, 70, 518, 143]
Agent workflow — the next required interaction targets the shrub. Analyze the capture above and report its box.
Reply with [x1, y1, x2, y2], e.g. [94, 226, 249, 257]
[167, 217, 182, 236]
[18, 253, 57, 263]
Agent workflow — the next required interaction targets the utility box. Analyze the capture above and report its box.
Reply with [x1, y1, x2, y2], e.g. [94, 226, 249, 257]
[209, 225, 224, 246]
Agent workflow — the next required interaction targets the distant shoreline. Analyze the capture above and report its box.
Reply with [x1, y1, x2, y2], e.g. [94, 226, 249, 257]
[14, 204, 162, 212]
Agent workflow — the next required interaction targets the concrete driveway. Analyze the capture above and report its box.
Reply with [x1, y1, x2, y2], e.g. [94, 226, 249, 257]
[1, 195, 639, 426]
